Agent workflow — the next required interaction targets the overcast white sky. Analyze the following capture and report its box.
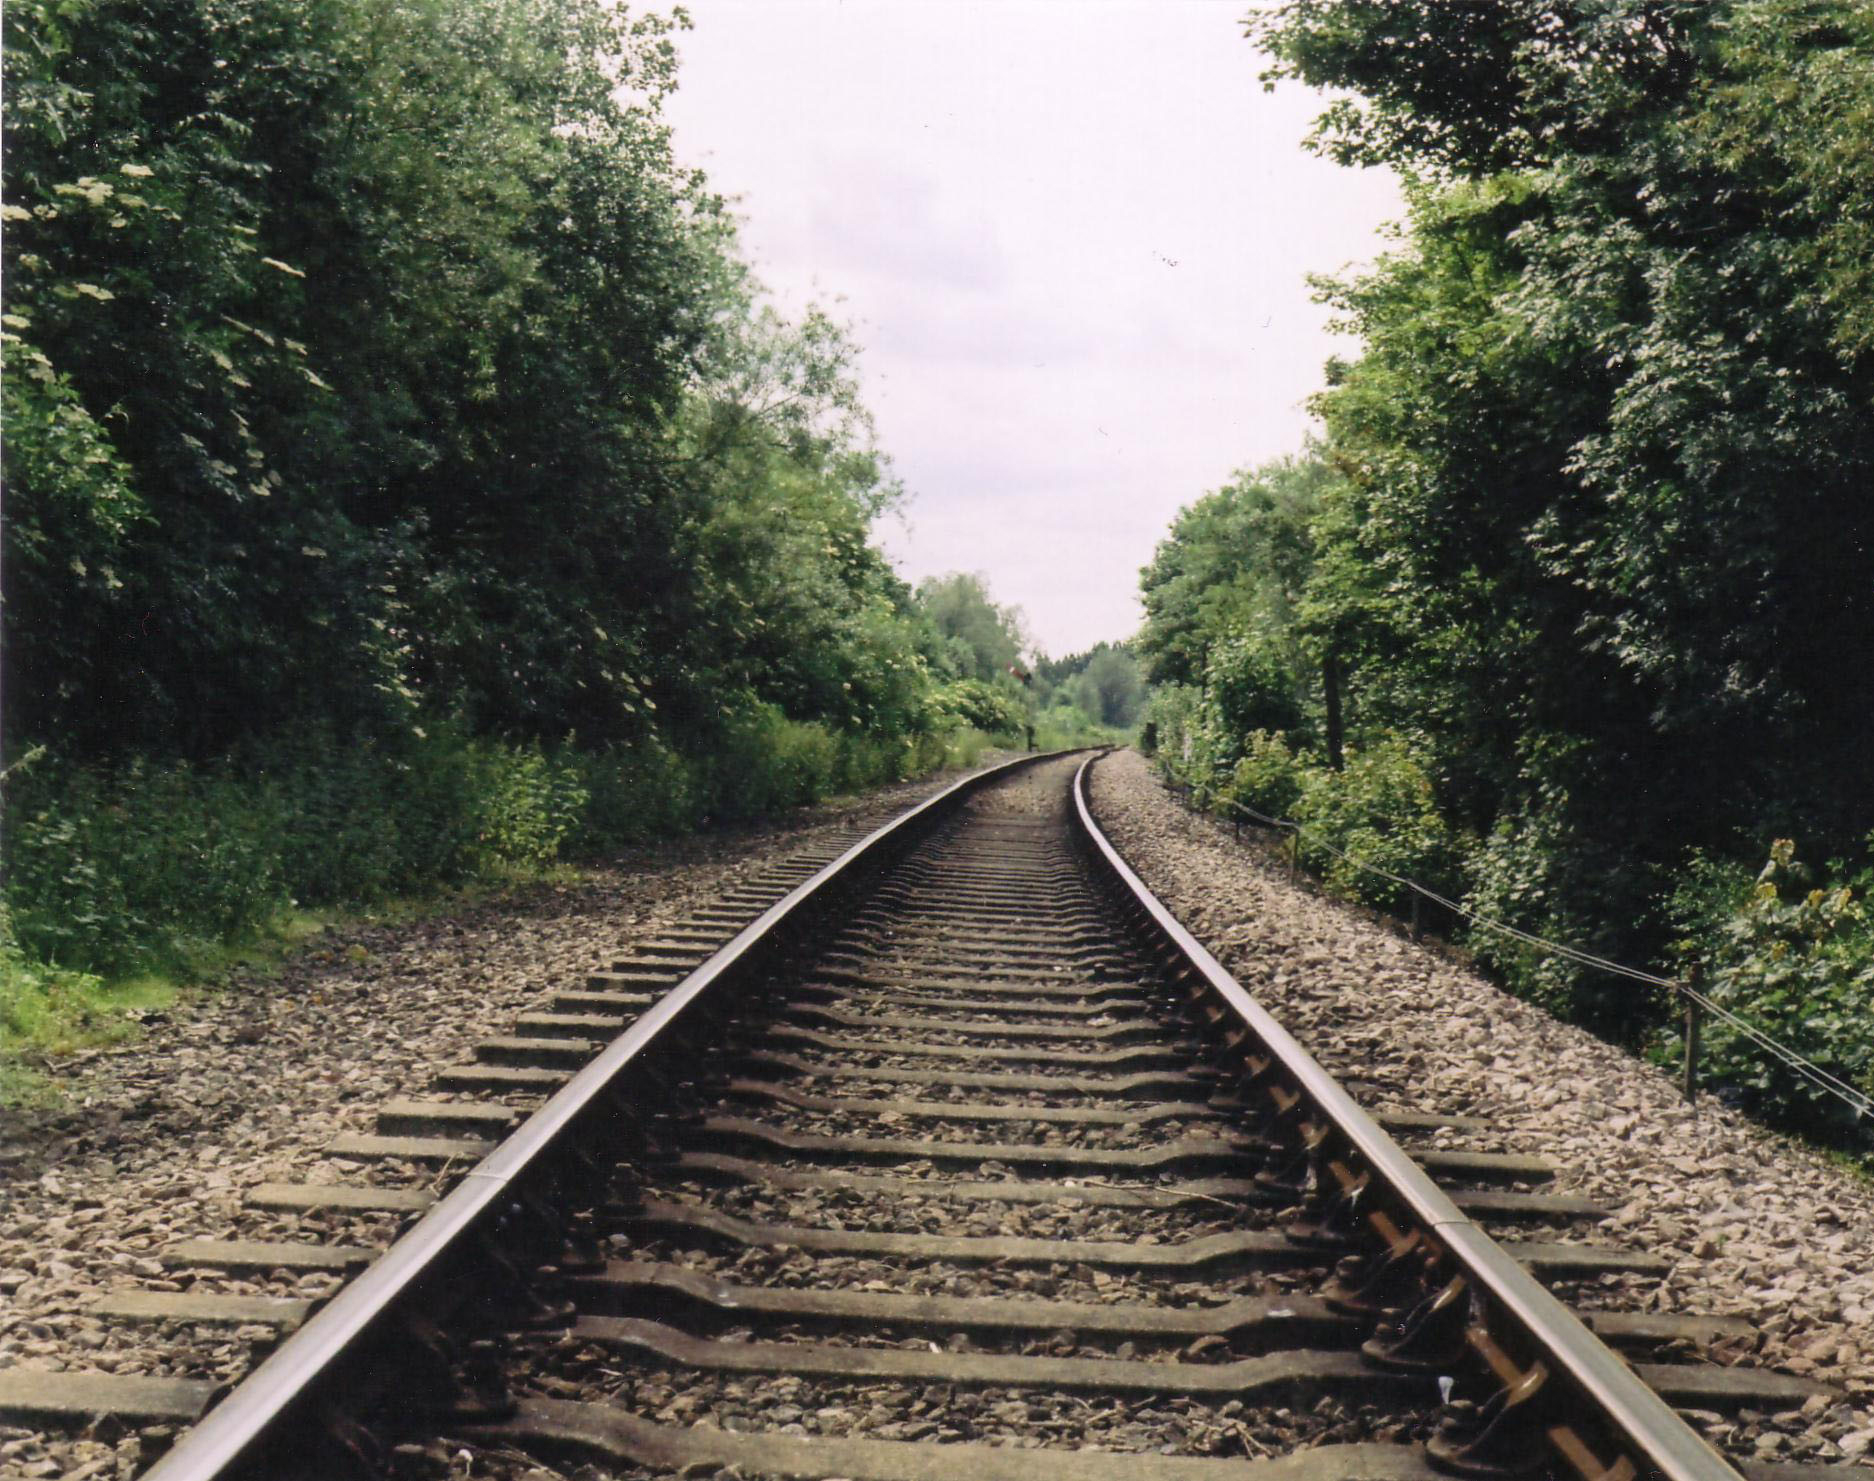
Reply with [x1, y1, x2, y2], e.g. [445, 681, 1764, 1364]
[663, 1, 1401, 658]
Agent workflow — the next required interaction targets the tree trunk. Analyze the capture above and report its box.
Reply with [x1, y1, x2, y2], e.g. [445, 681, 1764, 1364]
[1323, 648, 1345, 771]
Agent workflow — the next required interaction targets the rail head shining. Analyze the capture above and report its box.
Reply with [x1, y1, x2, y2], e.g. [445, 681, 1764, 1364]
[1070, 753, 1739, 1481]
[144, 749, 1071, 1481]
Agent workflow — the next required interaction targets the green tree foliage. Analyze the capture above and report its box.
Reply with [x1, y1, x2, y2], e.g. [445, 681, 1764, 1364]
[1153, 0, 1874, 1134]
[1669, 840, 1874, 1137]
[915, 572, 1029, 684]
[1072, 646, 1147, 730]
[0, 0, 968, 761]
[1137, 455, 1325, 692]
[1032, 642, 1146, 731]
[0, 0, 1031, 997]
[3, 0, 724, 754]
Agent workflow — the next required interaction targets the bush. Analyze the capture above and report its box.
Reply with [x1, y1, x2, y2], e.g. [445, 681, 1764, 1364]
[1668, 839, 1874, 1141]
[254, 734, 470, 905]
[1228, 729, 1307, 821]
[4, 731, 592, 975]
[572, 737, 700, 848]
[1033, 705, 1124, 750]
[1290, 735, 1462, 916]
[4, 756, 286, 975]
[682, 706, 977, 823]
[934, 727, 992, 772]
[1145, 682, 1241, 795]
[1204, 627, 1305, 740]
[834, 731, 911, 795]
[1, 714, 983, 989]
[1461, 791, 1667, 1031]
[465, 742, 588, 872]
[0, 903, 107, 1048]
[933, 679, 1026, 738]
[695, 709, 835, 819]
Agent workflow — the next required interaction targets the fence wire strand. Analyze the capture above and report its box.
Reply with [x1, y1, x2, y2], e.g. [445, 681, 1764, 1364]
[1163, 763, 1870, 1122]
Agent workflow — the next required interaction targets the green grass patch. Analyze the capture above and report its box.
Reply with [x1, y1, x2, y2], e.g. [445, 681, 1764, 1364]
[0, 889, 518, 1108]
[0, 905, 342, 1105]
[1, 932, 159, 1106]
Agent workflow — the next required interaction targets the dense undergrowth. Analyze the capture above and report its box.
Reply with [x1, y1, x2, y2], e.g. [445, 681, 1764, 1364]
[1149, 704, 1874, 1149]
[0, 691, 1131, 1070]
[0, 719, 1019, 1075]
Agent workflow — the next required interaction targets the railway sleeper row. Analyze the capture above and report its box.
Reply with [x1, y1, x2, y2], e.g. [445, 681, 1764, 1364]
[0, 755, 1847, 1481]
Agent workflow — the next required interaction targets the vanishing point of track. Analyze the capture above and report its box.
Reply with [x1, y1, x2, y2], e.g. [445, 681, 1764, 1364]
[5, 752, 1835, 1480]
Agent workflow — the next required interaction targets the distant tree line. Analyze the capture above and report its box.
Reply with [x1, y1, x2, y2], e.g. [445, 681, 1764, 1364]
[1033, 641, 1146, 733]
[912, 573, 1147, 738]
[1143, 0, 1874, 1140]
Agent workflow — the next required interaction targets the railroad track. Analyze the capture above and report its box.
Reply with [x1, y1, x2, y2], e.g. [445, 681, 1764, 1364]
[0, 752, 1843, 1480]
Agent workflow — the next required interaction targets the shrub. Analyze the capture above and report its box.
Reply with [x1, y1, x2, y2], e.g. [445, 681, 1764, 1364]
[4, 756, 286, 974]
[1228, 729, 1307, 821]
[833, 732, 907, 795]
[696, 709, 830, 818]
[572, 737, 700, 848]
[1290, 734, 1462, 917]
[1, 715, 975, 988]
[0, 904, 109, 1054]
[464, 742, 588, 872]
[254, 733, 474, 905]
[1145, 682, 1244, 800]
[1461, 791, 1667, 1032]
[932, 679, 1025, 738]
[935, 727, 991, 771]
[1204, 627, 1305, 740]
[1669, 839, 1874, 1141]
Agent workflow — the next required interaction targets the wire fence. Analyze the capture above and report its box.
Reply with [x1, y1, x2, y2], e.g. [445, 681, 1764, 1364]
[1157, 758, 1873, 1125]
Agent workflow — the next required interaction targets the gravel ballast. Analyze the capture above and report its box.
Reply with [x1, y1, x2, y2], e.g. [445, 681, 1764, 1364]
[1088, 747, 1874, 1468]
[0, 760, 1012, 1480]
[11, 748, 1871, 1480]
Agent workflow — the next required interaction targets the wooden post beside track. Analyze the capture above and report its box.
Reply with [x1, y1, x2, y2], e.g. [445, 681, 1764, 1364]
[1680, 971, 1703, 1106]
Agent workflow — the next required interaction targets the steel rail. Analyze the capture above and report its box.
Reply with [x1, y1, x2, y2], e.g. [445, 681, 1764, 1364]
[144, 750, 1070, 1481]
[1069, 754, 1740, 1481]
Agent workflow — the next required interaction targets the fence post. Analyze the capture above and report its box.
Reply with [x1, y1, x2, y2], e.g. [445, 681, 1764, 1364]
[1286, 829, 1298, 886]
[1680, 970, 1702, 1106]
[1409, 890, 1422, 942]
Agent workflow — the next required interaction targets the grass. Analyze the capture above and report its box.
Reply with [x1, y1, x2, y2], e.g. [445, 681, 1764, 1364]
[0, 898, 481, 1108]
[1, 956, 168, 1107]
[0, 908, 342, 1103]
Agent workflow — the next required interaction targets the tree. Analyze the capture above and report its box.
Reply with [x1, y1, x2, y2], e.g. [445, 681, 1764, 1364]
[1073, 646, 1146, 729]
[915, 572, 1029, 684]
[1137, 454, 1327, 692]
[1239, 0, 1874, 1020]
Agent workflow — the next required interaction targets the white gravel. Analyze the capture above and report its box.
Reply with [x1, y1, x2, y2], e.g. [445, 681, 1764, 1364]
[1088, 747, 1874, 1468]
